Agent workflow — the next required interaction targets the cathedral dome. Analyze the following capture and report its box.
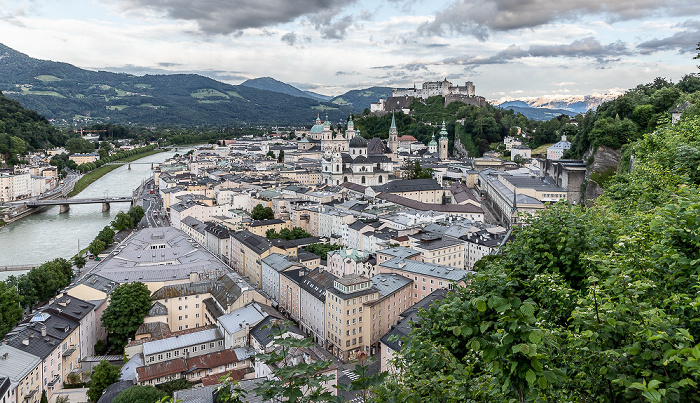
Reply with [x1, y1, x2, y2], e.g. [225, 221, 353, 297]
[349, 135, 368, 148]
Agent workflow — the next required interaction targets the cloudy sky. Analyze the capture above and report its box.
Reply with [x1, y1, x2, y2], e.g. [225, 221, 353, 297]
[1, 0, 699, 101]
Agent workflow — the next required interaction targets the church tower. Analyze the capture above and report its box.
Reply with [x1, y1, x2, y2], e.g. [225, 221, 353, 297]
[439, 120, 449, 160]
[388, 112, 398, 153]
[428, 133, 438, 154]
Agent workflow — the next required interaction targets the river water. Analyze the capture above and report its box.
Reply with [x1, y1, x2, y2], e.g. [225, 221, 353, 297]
[0, 148, 187, 279]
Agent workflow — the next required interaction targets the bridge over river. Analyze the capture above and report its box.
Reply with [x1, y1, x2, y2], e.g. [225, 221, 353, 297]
[8, 196, 134, 213]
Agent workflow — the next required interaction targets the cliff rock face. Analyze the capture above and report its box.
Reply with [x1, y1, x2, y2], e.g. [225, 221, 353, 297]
[584, 145, 621, 204]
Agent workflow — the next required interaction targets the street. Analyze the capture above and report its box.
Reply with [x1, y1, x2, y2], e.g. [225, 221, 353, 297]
[137, 178, 169, 228]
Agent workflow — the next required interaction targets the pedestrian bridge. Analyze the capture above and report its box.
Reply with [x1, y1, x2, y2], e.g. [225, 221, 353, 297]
[103, 161, 157, 170]
[9, 197, 134, 213]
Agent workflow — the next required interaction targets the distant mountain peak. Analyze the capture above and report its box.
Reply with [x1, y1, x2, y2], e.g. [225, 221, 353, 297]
[240, 77, 332, 102]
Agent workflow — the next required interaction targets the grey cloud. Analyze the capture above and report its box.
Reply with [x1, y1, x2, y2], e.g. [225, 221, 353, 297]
[307, 8, 354, 39]
[443, 38, 631, 66]
[336, 71, 360, 76]
[110, 0, 356, 35]
[158, 62, 182, 67]
[102, 64, 247, 82]
[638, 22, 700, 54]
[421, 0, 700, 38]
[281, 32, 298, 46]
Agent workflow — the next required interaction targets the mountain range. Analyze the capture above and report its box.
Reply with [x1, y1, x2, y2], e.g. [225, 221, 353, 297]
[0, 44, 392, 127]
[0, 42, 611, 126]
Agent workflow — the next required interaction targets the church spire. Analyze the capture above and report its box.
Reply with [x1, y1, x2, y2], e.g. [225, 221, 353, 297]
[439, 120, 448, 139]
[390, 111, 396, 129]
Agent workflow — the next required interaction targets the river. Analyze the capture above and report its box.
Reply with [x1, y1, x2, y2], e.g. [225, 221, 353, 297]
[0, 148, 189, 279]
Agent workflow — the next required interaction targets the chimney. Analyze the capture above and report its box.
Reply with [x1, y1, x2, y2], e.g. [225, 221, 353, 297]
[1, 353, 7, 360]
[41, 326, 47, 337]
[22, 338, 29, 346]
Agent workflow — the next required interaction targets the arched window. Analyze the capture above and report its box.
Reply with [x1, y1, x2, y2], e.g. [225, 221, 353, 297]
[378, 176, 383, 183]
[336, 164, 340, 172]
[352, 149, 355, 155]
[344, 176, 348, 183]
[361, 176, 366, 184]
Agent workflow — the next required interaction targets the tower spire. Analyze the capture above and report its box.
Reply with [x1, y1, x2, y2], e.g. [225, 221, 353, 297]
[390, 111, 396, 129]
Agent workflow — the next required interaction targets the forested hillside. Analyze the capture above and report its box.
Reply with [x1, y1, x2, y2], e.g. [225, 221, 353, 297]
[0, 43, 354, 126]
[0, 91, 67, 164]
[569, 75, 700, 157]
[372, 114, 700, 401]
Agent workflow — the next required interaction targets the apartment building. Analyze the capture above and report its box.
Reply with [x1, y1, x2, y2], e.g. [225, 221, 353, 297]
[378, 258, 471, 301]
[410, 233, 466, 268]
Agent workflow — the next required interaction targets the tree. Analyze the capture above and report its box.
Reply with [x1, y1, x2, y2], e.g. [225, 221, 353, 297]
[73, 255, 86, 270]
[0, 281, 24, 338]
[112, 386, 166, 403]
[87, 360, 120, 402]
[695, 41, 700, 68]
[156, 378, 192, 397]
[252, 325, 335, 403]
[250, 203, 274, 220]
[96, 226, 115, 245]
[214, 374, 246, 403]
[65, 137, 95, 154]
[266, 150, 275, 159]
[304, 243, 341, 260]
[111, 212, 134, 231]
[401, 160, 433, 180]
[40, 390, 48, 403]
[277, 150, 285, 162]
[101, 282, 151, 351]
[128, 205, 145, 224]
[94, 339, 109, 355]
[88, 239, 105, 256]
[266, 227, 311, 240]
[56, 396, 70, 403]
[336, 351, 387, 402]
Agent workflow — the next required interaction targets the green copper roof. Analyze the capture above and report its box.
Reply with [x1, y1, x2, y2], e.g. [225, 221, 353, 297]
[439, 120, 448, 139]
[428, 133, 438, 146]
[390, 112, 396, 129]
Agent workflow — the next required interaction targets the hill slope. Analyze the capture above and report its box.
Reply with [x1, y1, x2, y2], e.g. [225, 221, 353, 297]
[0, 44, 353, 126]
[331, 87, 392, 111]
[240, 77, 331, 102]
[0, 91, 66, 150]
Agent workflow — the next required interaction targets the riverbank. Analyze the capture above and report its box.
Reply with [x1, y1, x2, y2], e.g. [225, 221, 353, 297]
[67, 149, 162, 197]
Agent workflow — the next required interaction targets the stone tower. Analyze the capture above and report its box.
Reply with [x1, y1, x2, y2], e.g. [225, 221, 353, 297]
[439, 120, 449, 160]
[388, 112, 398, 153]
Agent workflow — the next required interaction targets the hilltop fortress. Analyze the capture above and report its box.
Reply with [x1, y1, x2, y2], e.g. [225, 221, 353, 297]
[372, 79, 487, 113]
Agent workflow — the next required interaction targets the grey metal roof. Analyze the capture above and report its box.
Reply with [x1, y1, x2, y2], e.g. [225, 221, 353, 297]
[372, 178, 442, 193]
[250, 316, 304, 348]
[151, 280, 214, 300]
[0, 345, 42, 383]
[44, 295, 95, 322]
[5, 314, 80, 360]
[380, 289, 448, 352]
[411, 233, 465, 250]
[299, 268, 337, 301]
[218, 303, 268, 335]
[93, 227, 229, 284]
[380, 257, 473, 282]
[262, 254, 298, 273]
[174, 385, 217, 403]
[500, 175, 566, 192]
[143, 328, 222, 356]
[371, 273, 412, 298]
[211, 272, 256, 310]
[376, 247, 421, 259]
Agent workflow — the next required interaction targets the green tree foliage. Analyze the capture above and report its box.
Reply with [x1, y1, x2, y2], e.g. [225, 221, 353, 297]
[111, 212, 134, 231]
[337, 351, 388, 402]
[304, 243, 341, 260]
[65, 137, 96, 154]
[73, 255, 86, 269]
[215, 374, 246, 403]
[250, 203, 274, 220]
[12, 258, 73, 308]
[0, 282, 23, 339]
[0, 91, 66, 150]
[101, 282, 151, 351]
[40, 390, 48, 403]
[266, 150, 275, 159]
[278, 150, 285, 162]
[156, 378, 192, 397]
[401, 161, 433, 180]
[0, 134, 26, 165]
[94, 339, 108, 355]
[265, 227, 311, 240]
[96, 226, 115, 245]
[88, 239, 106, 256]
[252, 325, 335, 403]
[112, 386, 166, 403]
[87, 360, 120, 402]
[128, 205, 146, 225]
[374, 115, 700, 402]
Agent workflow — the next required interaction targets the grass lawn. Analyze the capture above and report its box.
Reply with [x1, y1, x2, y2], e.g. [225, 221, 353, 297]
[532, 143, 554, 155]
[67, 149, 162, 197]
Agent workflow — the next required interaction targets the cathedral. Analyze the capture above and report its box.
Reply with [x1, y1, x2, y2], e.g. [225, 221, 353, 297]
[321, 115, 396, 186]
